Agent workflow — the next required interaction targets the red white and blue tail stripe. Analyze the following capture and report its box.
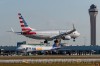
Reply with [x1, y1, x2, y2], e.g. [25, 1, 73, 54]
[18, 13, 32, 32]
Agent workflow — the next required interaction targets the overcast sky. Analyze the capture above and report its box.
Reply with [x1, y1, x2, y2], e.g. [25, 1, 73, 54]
[0, 0, 100, 46]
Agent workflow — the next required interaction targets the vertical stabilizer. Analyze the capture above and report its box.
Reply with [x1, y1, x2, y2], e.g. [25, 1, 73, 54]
[18, 13, 33, 32]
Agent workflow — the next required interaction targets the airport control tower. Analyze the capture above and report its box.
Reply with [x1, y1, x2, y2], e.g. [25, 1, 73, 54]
[89, 4, 98, 46]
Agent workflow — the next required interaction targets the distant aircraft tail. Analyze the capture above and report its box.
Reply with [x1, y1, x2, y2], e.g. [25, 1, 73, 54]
[18, 13, 34, 32]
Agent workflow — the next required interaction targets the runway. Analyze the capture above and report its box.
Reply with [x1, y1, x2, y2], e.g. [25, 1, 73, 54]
[0, 55, 100, 63]
[0, 59, 100, 63]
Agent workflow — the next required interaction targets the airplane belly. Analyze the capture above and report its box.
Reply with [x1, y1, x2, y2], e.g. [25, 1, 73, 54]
[25, 34, 51, 40]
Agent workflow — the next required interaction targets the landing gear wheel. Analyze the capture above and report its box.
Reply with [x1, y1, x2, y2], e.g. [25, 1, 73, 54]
[54, 39, 61, 43]
[54, 39, 58, 43]
[44, 40, 48, 43]
[73, 38, 75, 42]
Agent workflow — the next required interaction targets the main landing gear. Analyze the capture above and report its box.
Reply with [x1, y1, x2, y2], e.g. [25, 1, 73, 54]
[44, 40, 48, 44]
[44, 39, 61, 44]
[54, 39, 61, 44]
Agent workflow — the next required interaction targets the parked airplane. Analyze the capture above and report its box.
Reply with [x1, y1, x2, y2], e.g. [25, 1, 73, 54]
[12, 13, 80, 43]
[17, 41, 64, 54]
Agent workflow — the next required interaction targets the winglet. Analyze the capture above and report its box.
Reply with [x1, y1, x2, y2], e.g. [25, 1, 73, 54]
[7, 27, 14, 33]
[11, 27, 14, 32]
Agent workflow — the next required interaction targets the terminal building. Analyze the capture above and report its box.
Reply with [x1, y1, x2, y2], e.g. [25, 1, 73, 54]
[0, 46, 16, 55]
[59, 46, 100, 55]
[0, 41, 100, 55]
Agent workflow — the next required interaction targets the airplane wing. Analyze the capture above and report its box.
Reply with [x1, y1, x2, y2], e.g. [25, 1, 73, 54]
[7, 28, 22, 35]
[51, 28, 76, 39]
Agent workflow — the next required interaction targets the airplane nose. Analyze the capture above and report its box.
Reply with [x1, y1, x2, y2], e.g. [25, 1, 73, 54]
[17, 47, 22, 50]
[74, 31, 80, 37]
[78, 32, 80, 36]
[74, 31, 80, 36]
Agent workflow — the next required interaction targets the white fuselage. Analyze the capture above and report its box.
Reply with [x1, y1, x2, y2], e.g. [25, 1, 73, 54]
[24, 30, 80, 40]
[17, 44, 58, 52]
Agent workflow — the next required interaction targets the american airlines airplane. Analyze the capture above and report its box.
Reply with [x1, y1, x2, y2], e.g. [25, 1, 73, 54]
[12, 13, 80, 43]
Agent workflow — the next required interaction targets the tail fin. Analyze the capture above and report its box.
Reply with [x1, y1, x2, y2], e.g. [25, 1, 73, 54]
[72, 24, 76, 31]
[18, 13, 33, 32]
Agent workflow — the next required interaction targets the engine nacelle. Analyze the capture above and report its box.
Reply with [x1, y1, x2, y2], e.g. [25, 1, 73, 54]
[62, 36, 71, 40]
[70, 31, 80, 39]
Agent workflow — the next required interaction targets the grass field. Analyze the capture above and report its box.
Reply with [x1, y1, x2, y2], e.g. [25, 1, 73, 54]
[0, 63, 97, 66]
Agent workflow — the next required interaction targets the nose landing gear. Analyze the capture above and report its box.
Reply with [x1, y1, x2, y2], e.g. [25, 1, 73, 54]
[73, 38, 75, 42]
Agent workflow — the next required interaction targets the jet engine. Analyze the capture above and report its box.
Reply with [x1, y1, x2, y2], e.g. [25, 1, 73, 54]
[62, 35, 71, 40]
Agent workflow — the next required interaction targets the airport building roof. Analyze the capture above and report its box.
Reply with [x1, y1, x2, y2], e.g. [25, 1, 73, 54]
[61, 46, 100, 50]
[0, 46, 17, 51]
